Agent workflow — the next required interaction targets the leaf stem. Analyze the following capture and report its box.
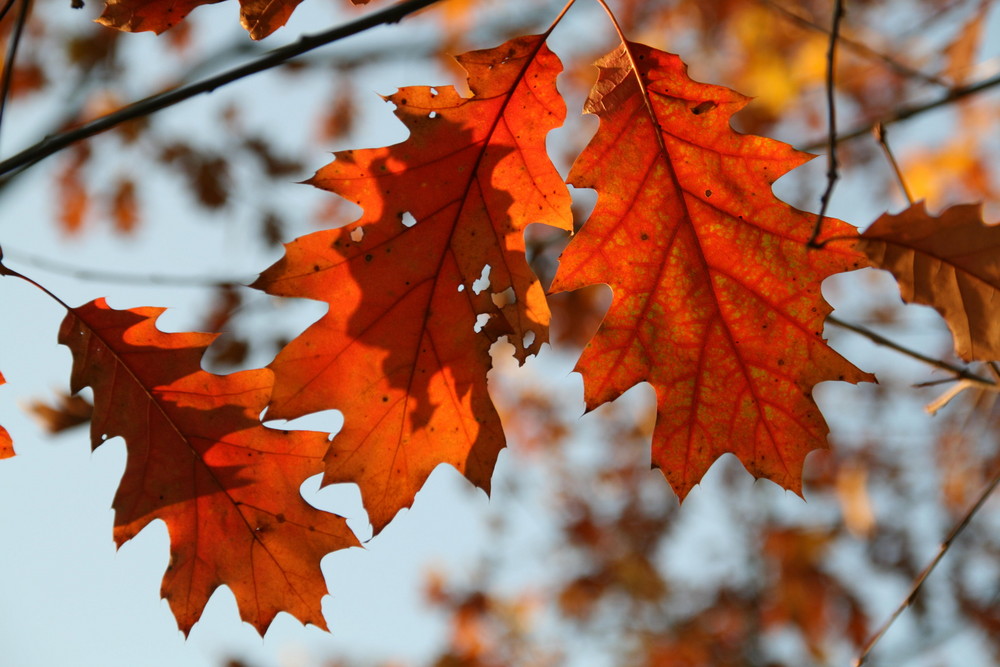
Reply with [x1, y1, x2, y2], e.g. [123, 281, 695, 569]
[806, 0, 844, 248]
[0, 247, 74, 311]
[0, 0, 448, 181]
[854, 465, 1000, 665]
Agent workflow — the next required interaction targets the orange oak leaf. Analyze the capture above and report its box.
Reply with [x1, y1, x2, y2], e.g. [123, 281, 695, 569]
[859, 202, 1000, 361]
[550, 42, 872, 499]
[97, 0, 302, 40]
[253, 35, 572, 532]
[59, 298, 360, 634]
[0, 372, 12, 458]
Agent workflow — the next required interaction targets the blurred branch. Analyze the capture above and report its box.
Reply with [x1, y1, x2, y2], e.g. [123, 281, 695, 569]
[2, 247, 250, 286]
[0, 0, 32, 152]
[826, 314, 994, 385]
[855, 465, 1000, 666]
[802, 70, 1000, 151]
[0, 0, 447, 181]
[873, 123, 914, 204]
[806, 0, 844, 247]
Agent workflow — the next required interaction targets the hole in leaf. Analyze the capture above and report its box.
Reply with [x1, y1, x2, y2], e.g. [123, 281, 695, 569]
[472, 265, 491, 294]
[401, 211, 416, 228]
[474, 313, 492, 333]
[457, 284, 465, 292]
[428, 111, 438, 119]
[523, 330, 536, 348]
[491, 287, 516, 308]
[350, 227, 364, 242]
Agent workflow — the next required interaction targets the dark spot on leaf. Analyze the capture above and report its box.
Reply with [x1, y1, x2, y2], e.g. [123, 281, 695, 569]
[365, 254, 373, 262]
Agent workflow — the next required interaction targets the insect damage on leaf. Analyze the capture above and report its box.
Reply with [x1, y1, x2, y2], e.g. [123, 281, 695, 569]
[859, 202, 1000, 362]
[253, 35, 572, 533]
[550, 42, 873, 499]
[58, 299, 360, 635]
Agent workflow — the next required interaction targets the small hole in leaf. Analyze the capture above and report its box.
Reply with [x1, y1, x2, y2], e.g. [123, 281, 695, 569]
[401, 211, 416, 228]
[350, 227, 364, 242]
[474, 313, 492, 333]
[457, 284, 465, 292]
[472, 265, 491, 294]
[523, 330, 536, 348]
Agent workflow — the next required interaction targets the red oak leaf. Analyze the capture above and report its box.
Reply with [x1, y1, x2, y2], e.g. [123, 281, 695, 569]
[550, 42, 872, 498]
[59, 298, 360, 634]
[253, 35, 572, 532]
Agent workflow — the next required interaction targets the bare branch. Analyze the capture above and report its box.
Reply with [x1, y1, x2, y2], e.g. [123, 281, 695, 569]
[854, 465, 1000, 665]
[806, 0, 844, 248]
[802, 70, 1000, 152]
[758, 0, 947, 87]
[826, 314, 994, 385]
[0, 0, 32, 152]
[0, 0, 448, 181]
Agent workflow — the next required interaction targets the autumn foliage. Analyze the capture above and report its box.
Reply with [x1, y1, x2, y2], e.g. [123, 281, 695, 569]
[1, 0, 1000, 663]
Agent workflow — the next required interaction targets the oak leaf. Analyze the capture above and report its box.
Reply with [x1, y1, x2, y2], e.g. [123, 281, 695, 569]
[550, 43, 872, 499]
[859, 202, 1000, 361]
[59, 298, 359, 634]
[0, 372, 12, 458]
[254, 35, 572, 532]
[97, 0, 302, 40]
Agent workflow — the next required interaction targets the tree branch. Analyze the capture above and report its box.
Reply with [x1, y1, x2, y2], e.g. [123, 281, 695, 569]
[0, 0, 447, 181]
[854, 465, 1000, 665]
[801, 70, 1000, 152]
[806, 0, 844, 247]
[826, 314, 994, 385]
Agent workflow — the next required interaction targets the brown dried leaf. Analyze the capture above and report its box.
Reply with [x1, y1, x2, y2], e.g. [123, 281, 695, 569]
[859, 202, 1000, 361]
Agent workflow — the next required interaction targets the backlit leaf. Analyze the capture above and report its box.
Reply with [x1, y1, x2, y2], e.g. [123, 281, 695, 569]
[550, 42, 872, 499]
[59, 299, 360, 634]
[254, 35, 572, 532]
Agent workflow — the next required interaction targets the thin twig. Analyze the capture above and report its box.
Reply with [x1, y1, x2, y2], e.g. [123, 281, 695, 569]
[0, 0, 447, 181]
[806, 0, 845, 248]
[873, 122, 914, 205]
[826, 314, 994, 385]
[757, 0, 947, 87]
[854, 466, 1000, 665]
[0, 0, 32, 152]
[802, 70, 1000, 152]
